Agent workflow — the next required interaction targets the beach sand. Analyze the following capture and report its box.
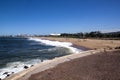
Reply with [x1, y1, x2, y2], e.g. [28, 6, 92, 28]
[5, 50, 102, 80]
[28, 50, 120, 80]
[4, 37, 120, 80]
[40, 37, 120, 49]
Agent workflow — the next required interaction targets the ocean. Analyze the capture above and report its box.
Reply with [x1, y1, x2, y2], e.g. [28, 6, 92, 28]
[0, 37, 80, 79]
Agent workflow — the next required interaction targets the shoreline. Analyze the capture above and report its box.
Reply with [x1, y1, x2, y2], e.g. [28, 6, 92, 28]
[28, 50, 120, 80]
[5, 49, 107, 80]
[33, 37, 91, 51]
[4, 37, 120, 80]
[39, 37, 120, 49]
[72, 44, 91, 51]
[3, 37, 84, 80]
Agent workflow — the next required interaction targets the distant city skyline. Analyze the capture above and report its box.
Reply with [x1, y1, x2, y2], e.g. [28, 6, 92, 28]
[0, 0, 120, 35]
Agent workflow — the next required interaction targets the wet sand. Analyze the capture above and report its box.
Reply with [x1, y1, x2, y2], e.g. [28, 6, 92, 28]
[28, 50, 120, 80]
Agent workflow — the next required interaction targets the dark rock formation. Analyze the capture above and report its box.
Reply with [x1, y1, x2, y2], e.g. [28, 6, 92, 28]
[24, 66, 29, 69]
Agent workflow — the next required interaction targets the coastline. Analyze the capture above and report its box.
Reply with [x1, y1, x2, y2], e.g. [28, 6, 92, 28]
[28, 50, 120, 80]
[33, 37, 92, 50]
[4, 37, 120, 80]
[72, 44, 91, 51]
[39, 37, 120, 49]
[5, 50, 105, 80]
[3, 37, 83, 80]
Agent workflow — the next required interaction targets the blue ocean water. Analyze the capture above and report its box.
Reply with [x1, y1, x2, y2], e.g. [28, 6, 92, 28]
[0, 37, 73, 79]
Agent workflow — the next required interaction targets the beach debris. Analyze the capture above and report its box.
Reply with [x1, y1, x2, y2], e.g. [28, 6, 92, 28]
[115, 46, 120, 49]
[24, 66, 29, 69]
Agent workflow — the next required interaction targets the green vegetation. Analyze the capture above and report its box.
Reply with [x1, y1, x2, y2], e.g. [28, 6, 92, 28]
[60, 31, 120, 39]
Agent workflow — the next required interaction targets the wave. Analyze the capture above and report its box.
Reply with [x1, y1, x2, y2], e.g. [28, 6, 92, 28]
[28, 37, 81, 53]
[38, 47, 60, 52]
[0, 37, 81, 79]
[0, 59, 43, 79]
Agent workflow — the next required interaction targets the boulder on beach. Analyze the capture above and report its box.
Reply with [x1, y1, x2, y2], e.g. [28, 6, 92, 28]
[7, 74, 10, 77]
[12, 72, 14, 74]
[24, 66, 29, 69]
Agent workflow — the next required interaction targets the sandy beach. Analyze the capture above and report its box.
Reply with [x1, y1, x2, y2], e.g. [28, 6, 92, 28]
[4, 37, 120, 80]
[40, 37, 120, 49]
[1, 0, 120, 80]
[28, 50, 120, 80]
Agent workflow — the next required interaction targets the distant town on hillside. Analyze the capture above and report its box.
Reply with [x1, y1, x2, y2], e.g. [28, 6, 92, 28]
[0, 31, 120, 39]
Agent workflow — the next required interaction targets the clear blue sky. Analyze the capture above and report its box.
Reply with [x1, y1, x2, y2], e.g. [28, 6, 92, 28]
[0, 0, 120, 35]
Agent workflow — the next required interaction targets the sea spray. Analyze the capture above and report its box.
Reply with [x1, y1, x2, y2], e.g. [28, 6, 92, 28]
[0, 59, 42, 79]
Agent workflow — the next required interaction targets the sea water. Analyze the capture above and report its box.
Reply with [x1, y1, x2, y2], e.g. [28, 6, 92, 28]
[0, 37, 80, 79]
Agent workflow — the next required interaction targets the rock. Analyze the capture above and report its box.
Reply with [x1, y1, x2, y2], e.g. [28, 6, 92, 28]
[31, 65, 34, 67]
[14, 66, 18, 68]
[3, 72, 9, 75]
[7, 74, 10, 77]
[12, 72, 14, 74]
[41, 59, 43, 62]
[115, 46, 120, 49]
[24, 66, 29, 69]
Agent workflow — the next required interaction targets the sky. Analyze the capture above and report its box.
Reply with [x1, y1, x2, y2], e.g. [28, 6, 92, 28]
[0, 0, 120, 35]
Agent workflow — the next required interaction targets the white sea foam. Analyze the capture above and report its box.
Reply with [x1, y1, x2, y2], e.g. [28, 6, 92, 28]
[0, 59, 42, 79]
[38, 47, 58, 52]
[28, 37, 81, 53]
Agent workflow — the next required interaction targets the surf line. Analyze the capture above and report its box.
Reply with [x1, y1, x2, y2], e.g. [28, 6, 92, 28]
[28, 37, 82, 54]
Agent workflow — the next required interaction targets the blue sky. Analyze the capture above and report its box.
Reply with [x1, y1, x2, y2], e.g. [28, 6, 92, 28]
[0, 0, 120, 35]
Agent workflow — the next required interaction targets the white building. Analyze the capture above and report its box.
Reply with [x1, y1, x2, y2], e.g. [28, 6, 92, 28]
[50, 33, 61, 36]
